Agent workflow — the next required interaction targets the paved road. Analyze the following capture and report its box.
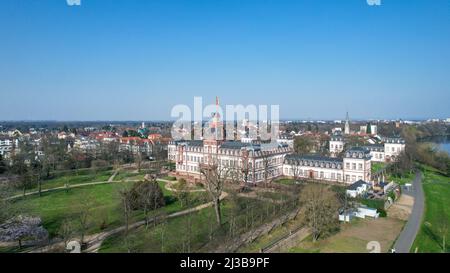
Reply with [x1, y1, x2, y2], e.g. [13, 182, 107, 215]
[393, 171, 424, 253]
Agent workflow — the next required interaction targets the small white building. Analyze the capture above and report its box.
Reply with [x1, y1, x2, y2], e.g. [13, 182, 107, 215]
[339, 206, 379, 222]
[354, 206, 379, 219]
[346, 180, 370, 198]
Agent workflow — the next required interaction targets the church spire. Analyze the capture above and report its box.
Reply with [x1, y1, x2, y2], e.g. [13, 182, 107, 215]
[344, 111, 350, 135]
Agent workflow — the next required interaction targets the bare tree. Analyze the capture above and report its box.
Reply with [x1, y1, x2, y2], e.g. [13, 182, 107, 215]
[261, 152, 273, 185]
[0, 183, 14, 223]
[58, 219, 75, 249]
[200, 159, 230, 226]
[172, 178, 189, 208]
[292, 162, 302, 183]
[134, 152, 143, 173]
[300, 184, 340, 242]
[76, 194, 95, 245]
[118, 186, 134, 236]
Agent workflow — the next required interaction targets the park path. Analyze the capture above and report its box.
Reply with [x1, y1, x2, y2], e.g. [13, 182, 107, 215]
[107, 169, 120, 182]
[28, 192, 228, 253]
[393, 171, 424, 253]
[156, 177, 207, 193]
[14, 172, 225, 253]
[5, 178, 139, 201]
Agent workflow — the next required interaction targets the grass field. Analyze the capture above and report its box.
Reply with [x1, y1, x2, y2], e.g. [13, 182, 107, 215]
[9, 181, 207, 240]
[11, 183, 137, 238]
[12, 170, 114, 196]
[412, 166, 450, 253]
[113, 170, 146, 181]
[273, 178, 297, 185]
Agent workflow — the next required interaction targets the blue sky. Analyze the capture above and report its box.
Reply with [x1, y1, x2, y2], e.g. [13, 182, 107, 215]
[1, 0, 449, 121]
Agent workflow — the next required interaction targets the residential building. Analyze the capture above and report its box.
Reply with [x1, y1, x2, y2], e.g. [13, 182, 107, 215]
[168, 139, 292, 184]
[283, 147, 372, 184]
[383, 137, 406, 161]
[362, 144, 385, 162]
[329, 134, 345, 157]
[276, 133, 294, 149]
[0, 137, 18, 158]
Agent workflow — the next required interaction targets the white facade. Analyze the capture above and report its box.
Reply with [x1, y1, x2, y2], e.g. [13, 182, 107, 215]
[170, 141, 374, 185]
[346, 180, 370, 198]
[363, 145, 385, 162]
[329, 135, 345, 157]
[277, 134, 294, 149]
[169, 140, 292, 184]
[0, 138, 18, 158]
[283, 147, 372, 184]
[331, 137, 406, 163]
[359, 125, 378, 135]
[342, 147, 372, 183]
[384, 137, 406, 161]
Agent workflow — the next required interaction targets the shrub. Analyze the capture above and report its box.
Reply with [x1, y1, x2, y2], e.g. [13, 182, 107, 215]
[377, 209, 387, 217]
[360, 198, 385, 210]
[388, 191, 397, 202]
[129, 181, 166, 211]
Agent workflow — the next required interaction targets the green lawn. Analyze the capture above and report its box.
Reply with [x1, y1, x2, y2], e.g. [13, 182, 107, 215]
[113, 170, 145, 181]
[273, 178, 297, 185]
[412, 166, 450, 253]
[12, 170, 114, 196]
[11, 183, 134, 238]
[9, 181, 207, 241]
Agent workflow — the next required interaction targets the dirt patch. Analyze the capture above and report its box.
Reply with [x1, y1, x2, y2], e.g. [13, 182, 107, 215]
[388, 194, 414, 221]
[290, 217, 405, 253]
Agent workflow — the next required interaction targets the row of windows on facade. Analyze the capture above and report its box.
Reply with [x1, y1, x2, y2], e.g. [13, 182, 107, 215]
[287, 161, 364, 171]
[179, 155, 284, 168]
[287, 160, 342, 169]
[346, 162, 364, 171]
[388, 147, 402, 152]
[284, 168, 363, 182]
[330, 144, 343, 150]
[176, 164, 283, 180]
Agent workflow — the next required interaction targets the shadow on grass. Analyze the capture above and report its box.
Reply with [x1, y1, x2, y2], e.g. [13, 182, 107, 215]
[423, 225, 445, 250]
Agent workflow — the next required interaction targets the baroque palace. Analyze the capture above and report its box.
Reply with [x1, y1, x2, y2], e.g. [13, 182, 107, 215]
[168, 103, 405, 185]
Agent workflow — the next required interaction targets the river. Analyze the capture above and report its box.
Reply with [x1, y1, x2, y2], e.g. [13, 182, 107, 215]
[423, 135, 450, 155]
